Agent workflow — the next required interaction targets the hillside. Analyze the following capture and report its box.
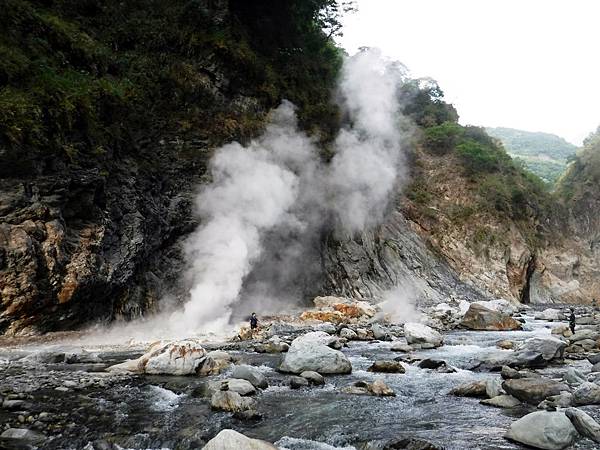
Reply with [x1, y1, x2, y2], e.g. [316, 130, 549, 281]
[486, 127, 577, 185]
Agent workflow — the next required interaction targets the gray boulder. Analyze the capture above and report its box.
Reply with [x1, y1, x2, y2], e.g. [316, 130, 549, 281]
[203, 429, 277, 450]
[510, 337, 567, 368]
[279, 332, 352, 374]
[0, 428, 46, 444]
[207, 379, 256, 396]
[565, 407, 600, 443]
[368, 360, 405, 373]
[573, 382, 600, 405]
[502, 378, 569, 404]
[231, 365, 268, 389]
[481, 395, 520, 408]
[563, 367, 587, 386]
[505, 411, 578, 450]
[300, 371, 325, 386]
[210, 390, 256, 412]
[450, 381, 488, 398]
[403, 323, 443, 347]
[289, 376, 309, 389]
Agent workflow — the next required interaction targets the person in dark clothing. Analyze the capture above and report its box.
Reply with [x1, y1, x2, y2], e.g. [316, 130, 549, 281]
[250, 312, 258, 330]
[569, 308, 576, 335]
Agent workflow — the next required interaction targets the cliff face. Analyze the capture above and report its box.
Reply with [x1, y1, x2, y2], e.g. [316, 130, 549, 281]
[0, 0, 342, 334]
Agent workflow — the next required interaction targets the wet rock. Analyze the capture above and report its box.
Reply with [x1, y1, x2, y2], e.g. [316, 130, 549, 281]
[511, 336, 567, 368]
[0, 428, 46, 444]
[390, 343, 413, 353]
[2, 399, 29, 411]
[368, 379, 395, 397]
[233, 409, 263, 421]
[203, 429, 276, 449]
[570, 329, 600, 343]
[210, 390, 256, 413]
[505, 411, 578, 450]
[358, 437, 442, 450]
[565, 407, 600, 443]
[403, 323, 443, 347]
[502, 378, 569, 404]
[106, 339, 208, 375]
[496, 340, 515, 350]
[591, 362, 600, 372]
[289, 376, 309, 389]
[481, 394, 520, 408]
[538, 392, 573, 410]
[418, 359, 446, 370]
[198, 350, 232, 376]
[208, 379, 256, 396]
[254, 336, 289, 353]
[372, 324, 391, 341]
[485, 378, 504, 398]
[279, 331, 352, 374]
[588, 353, 600, 365]
[231, 365, 268, 389]
[572, 382, 600, 405]
[450, 381, 488, 398]
[563, 367, 587, 386]
[501, 366, 522, 379]
[535, 308, 562, 321]
[460, 304, 522, 331]
[368, 360, 405, 373]
[340, 328, 358, 340]
[300, 371, 325, 385]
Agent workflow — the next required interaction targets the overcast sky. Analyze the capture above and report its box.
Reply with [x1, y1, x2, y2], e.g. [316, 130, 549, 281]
[339, 0, 600, 145]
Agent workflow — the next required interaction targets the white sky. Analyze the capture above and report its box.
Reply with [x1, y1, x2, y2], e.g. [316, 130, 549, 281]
[338, 0, 600, 145]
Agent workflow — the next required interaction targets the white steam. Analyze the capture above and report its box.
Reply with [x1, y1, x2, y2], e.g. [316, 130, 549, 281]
[172, 48, 412, 334]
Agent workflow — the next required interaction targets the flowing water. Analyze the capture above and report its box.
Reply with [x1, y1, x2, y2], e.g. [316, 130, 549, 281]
[0, 316, 597, 450]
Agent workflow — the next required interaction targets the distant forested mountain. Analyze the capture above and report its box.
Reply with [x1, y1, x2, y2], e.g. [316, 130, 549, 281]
[486, 127, 578, 185]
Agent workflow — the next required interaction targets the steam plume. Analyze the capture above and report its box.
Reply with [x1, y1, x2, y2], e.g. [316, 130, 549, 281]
[172, 48, 411, 333]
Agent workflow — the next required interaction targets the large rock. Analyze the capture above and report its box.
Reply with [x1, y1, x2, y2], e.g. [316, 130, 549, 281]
[210, 390, 256, 412]
[368, 360, 405, 373]
[481, 394, 520, 408]
[534, 308, 562, 321]
[207, 379, 256, 396]
[279, 332, 352, 374]
[473, 299, 518, 316]
[502, 378, 569, 404]
[450, 381, 488, 398]
[510, 337, 567, 368]
[403, 323, 443, 347]
[565, 408, 600, 443]
[0, 428, 46, 444]
[202, 429, 277, 450]
[460, 304, 522, 331]
[572, 382, 600, 405]
[107, 340, 208, 375]
[505, 411, 578, 450]
[231, 365, 268, 389]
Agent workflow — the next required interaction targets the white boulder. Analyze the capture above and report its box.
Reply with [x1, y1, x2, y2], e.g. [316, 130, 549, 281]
[403, 323, 443, 347]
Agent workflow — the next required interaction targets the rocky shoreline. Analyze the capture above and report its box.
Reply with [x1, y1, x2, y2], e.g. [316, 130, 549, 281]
[1, 297, 600, 449]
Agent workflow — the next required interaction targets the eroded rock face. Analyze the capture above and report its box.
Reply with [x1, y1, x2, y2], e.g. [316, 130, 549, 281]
[278, 331, 352, 374]
[460, 304, 522, 331]
[505, 411, 578, 450]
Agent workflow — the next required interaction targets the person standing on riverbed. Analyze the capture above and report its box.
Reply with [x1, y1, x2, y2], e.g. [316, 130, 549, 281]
[569, 308, 576, 334]
[250, 312, 259, 336]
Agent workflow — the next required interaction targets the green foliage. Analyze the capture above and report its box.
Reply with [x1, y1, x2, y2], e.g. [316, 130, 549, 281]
[0, 0, 346, 176]
[456, 137, 511, 175]
[423, 121, 464, 155]
[399, 78, 459, 127]
[557, 127, 600, 202]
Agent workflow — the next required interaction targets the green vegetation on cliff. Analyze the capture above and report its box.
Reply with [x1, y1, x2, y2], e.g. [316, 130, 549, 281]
[485, 127, 577, 185]
[0, 0, 345, 177]
[557, 127, 600, 203]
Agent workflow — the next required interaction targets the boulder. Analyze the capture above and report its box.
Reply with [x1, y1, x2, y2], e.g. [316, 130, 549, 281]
[107, 339, 208, 375]
[535, 308, 562, 321]
[481, 395, 520, 408]
[418, 359, 447, 370]
[565, 408, 600, 443]
[371, 323, 391, 341]
[0, 428, 46, 444]
[538, 392, 573, 410]
[563, 367, 587, 386]
[210, 390, 256, 412]
[340, 328, 358, 340]
[502, 378, 569, 404]
[460, 304, 522, 331]
[202, 429, 277, 450]
[390, 342, 414, 353]
[254, 336, 289, 353]
[505, 411, 578, 450]
[592, 362, 600, 373]
[473, 299, 518, 316]
[279, 332, 352, 374]
[403, 323, 443, 347]
[511, 337, 567, 368]
[231, 365, 268, 389]
[289, 376, 309, 389]
[570, 329, 600, 343]
[368, 379, 396, 397]
[486, 378, 504, 398]
[573, 382, 600, 405]
[368, 360, 405, 373]
[496, 340, 515, 350]
[300, 371, 325, 386]
[588, 353, 600, 365]
[197, 351, 232, 376]
[207, 379, 256, 396]
[450, 381, 487, 398]
[501, 366, 522, 379]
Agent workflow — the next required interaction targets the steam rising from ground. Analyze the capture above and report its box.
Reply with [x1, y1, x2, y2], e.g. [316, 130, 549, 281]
[168, 48, 412, 334]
